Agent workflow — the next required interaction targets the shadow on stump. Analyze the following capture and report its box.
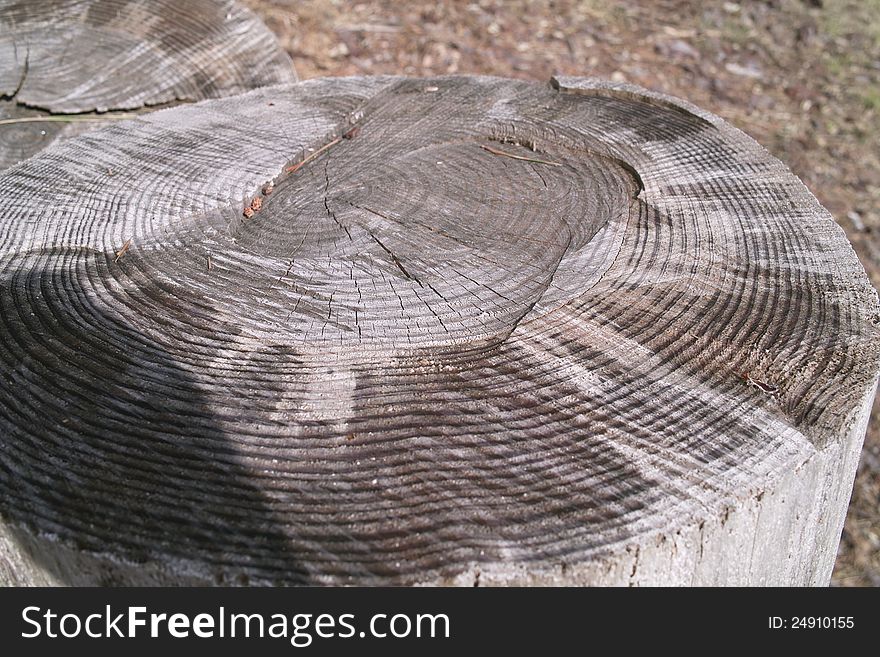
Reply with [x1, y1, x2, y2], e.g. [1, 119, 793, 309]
[0, 251, 301, 584]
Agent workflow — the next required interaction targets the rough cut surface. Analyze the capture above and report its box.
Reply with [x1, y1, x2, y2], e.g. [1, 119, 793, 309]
[0, 0, 296, 170]
[0, 75, 878, 586]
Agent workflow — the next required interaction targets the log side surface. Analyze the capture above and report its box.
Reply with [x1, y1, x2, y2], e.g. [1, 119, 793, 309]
[0, 0, 296, 170]
[0, 75, 878, 586]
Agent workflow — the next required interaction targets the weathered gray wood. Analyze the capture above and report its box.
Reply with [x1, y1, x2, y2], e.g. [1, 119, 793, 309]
[0, 0, 296, 170]
[0, 75, 877, 586]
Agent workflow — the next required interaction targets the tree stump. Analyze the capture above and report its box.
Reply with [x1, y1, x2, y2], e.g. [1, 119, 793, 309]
[0, 0, 296, 170]
[0, 75, 878, 586]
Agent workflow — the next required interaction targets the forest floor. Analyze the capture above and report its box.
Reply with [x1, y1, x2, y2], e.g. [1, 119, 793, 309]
[244, 0, 880, 585]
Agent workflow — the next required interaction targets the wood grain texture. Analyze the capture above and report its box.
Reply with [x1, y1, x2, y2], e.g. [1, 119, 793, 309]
[0, 0, 296, 170]
[0, 75, 878, 586]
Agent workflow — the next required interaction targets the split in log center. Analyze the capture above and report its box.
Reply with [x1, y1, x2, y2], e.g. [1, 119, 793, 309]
[224, 103, 640, 349]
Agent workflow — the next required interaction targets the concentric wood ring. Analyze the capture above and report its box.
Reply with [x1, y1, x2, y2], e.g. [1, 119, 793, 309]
[0, 76, 877, 585]
[0, 0, 296, 170]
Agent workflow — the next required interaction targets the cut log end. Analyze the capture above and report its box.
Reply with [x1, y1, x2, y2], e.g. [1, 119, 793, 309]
[0, 0, 296, 170]
[0, 75, 877, 586]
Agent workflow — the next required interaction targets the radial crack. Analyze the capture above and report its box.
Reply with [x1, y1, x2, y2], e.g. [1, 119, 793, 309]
[322, 159, 352, 241]
[366, 230, 422, 287]
[5, 44, 29, 101]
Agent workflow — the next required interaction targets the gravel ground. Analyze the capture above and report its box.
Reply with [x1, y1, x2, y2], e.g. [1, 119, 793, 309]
[244, 0, 880, 586]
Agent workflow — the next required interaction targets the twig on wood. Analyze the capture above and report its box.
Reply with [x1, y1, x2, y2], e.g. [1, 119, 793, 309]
[739, 371, 779, 394]
[479, 144, 561, 167]
[285, 137, 341, 174]
[0, 113, 137, 126]
[243, 196, 263, 219]
[114, 238, 132, 263]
